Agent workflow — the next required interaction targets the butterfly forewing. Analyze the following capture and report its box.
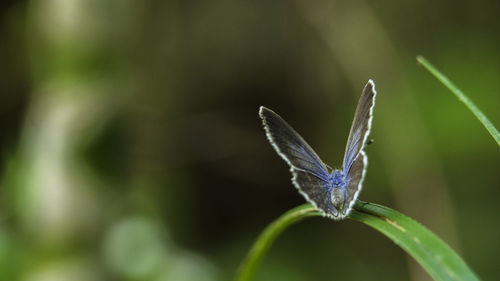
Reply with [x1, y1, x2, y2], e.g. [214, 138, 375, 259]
[259, 107, 330, 181]
[343, 80, 376, 173]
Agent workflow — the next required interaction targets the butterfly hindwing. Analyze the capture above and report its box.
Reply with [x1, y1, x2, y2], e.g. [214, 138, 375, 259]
[292, 170, 336, 217]
[342, 151, 367, 215]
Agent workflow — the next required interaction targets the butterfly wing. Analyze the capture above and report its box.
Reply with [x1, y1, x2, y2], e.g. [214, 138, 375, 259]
[341, 80, 376, 215]
[343, 80, 376, 174]
[342, 151, 367, 215]
[259, 107, 335, 216]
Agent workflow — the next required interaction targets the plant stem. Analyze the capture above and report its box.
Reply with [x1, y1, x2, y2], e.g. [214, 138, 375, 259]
[235, 204, 320, 281]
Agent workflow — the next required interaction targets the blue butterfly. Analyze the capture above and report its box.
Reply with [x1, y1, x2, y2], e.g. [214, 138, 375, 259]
[259, 80, 377, 220]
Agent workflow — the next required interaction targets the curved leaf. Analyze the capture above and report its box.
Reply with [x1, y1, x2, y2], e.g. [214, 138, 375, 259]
[236, 201, 480, 281]
[351, 201, 480, 281]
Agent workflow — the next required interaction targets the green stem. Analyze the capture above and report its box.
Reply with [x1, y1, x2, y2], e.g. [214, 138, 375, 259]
[417, 55, 500, 146]
[236, 201, 480, 281]
[235, 204, 321, 281]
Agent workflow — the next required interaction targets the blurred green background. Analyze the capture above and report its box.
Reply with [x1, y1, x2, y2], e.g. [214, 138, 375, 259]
[1, 0, 499, 280]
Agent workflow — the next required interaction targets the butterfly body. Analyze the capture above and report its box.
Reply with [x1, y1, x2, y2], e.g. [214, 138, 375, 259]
[259, 80, 376, 220]
[329, 170, 348, 207]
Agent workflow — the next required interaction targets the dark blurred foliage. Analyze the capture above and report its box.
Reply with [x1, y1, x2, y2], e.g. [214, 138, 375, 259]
[0, 0, 499, 280]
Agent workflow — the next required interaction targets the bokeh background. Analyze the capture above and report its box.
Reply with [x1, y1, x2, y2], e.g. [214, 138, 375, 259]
[1, 0, 499, 280]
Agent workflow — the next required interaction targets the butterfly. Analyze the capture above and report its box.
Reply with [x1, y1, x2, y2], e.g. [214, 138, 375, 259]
[259, 80, 377, 220]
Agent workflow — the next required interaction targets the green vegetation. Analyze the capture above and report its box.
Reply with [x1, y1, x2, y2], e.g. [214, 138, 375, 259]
[237, 202, 480, 281]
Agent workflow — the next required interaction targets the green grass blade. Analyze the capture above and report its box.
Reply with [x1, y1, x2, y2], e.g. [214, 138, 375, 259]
[417, 55, 500, 146]
[236, 202, 481, 281]
[351, 201, 480, 281]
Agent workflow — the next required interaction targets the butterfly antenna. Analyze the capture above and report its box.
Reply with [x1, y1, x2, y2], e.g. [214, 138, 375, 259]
[325, 164, 334, 172]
